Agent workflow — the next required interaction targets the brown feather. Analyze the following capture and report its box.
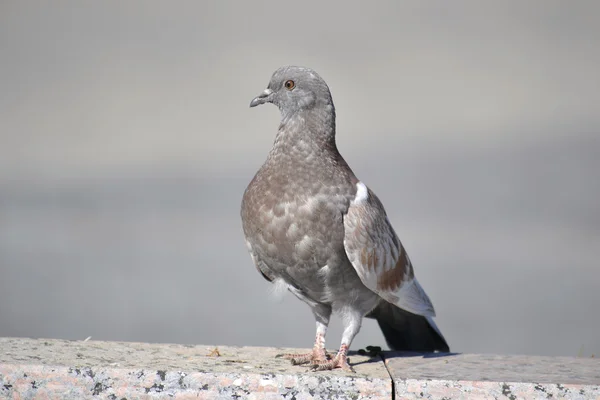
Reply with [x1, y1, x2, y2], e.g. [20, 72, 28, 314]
[377, 246, 412, 291]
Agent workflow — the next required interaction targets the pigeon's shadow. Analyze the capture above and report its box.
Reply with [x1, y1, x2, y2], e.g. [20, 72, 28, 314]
[346, 350, 383, 367]
[349, 350, 459, 367]
[383, 350, 460, 359]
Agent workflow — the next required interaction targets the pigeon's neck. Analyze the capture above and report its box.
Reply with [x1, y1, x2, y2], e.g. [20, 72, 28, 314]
[263, 105, 357, 193]
[273, 107, 337, 154]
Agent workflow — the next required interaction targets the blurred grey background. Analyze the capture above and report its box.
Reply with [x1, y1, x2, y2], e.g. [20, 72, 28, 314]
[1, 1, 599, 358]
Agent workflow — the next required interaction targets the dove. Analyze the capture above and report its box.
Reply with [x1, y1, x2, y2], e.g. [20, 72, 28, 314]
[241, 66, 449, 371]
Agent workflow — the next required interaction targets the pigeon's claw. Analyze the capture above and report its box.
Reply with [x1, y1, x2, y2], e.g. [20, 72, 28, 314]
[278, 347, 330, 365]
[311, 353, 355, 373]
[285, 353, 315, 365]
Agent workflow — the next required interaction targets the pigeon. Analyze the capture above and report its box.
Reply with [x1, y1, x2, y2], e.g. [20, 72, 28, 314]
[241, 66, 449, 372]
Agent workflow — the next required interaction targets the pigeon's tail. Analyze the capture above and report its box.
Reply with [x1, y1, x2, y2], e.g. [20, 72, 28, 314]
[366, 301, 450, 352]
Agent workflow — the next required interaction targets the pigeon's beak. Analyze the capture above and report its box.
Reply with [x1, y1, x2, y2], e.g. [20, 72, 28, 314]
[250, 88, 274, 108]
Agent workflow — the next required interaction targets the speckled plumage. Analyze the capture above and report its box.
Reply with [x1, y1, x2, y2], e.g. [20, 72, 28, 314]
[241, 66, 448, 370]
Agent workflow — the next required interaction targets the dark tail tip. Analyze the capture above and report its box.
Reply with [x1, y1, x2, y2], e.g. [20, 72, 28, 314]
[367, 301, 450, 352]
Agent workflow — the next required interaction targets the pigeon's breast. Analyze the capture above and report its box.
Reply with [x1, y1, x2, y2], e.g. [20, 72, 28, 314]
[241, 159, 356, 289]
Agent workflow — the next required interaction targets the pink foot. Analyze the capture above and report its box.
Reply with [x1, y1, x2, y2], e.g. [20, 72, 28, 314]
[312, 353, 355, 372]
[312, 345, 355, 372]
[277, 347, 330, 365]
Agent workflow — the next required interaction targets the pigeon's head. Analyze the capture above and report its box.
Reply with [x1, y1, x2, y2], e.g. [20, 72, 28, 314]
[250, 66, 333, 117]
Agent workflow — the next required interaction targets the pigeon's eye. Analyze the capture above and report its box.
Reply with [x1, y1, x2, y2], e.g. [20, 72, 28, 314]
[284, 80, 295, 90]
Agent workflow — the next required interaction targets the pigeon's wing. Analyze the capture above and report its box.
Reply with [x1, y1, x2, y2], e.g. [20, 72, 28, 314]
[343, 183, 435, 317]
[244, 240, 275, 282]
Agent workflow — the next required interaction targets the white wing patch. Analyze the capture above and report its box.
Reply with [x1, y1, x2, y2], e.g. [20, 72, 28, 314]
[353, 182, 369, 204]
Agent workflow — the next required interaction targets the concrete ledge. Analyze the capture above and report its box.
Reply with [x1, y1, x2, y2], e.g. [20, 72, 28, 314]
[0, 338, 599, 399]
[0, 338, 390, 399]
[384, 352, 600, 399]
